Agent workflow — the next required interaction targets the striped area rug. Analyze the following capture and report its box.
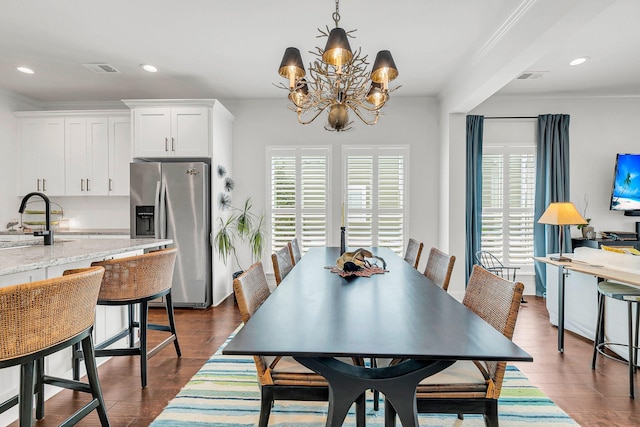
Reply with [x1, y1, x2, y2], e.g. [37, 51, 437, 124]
[151, 331, 578, 426]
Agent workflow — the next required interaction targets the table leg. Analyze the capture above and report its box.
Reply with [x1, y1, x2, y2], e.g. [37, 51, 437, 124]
[558, 266, 566, 353]
[295, 357, 454, 427]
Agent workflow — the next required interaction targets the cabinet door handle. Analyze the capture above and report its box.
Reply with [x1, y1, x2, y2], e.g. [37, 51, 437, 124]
[165, 137, 168, 152]
[81, 179, 85, 191]
[86, 178, 90, 191]
[42, 179, 46, 192]
[172, 137, 175, 151]
[108, 178, 113, 192]
[37, 179, 41, 191]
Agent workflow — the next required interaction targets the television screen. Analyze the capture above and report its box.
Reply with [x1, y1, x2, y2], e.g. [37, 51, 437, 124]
[610, 153, 640, 212]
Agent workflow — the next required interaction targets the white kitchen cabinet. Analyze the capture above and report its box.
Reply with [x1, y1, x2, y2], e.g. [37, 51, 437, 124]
[65, 117, 109, 195]
[16, 111, 131, 197]
[125, 100, 230, 158]
[18, 117, 66, 196]
[108, 116, 131, 195]
[131, 106, 209, 157]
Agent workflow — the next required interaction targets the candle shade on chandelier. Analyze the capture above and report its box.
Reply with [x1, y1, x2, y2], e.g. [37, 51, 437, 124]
[277, 0, 399, 132]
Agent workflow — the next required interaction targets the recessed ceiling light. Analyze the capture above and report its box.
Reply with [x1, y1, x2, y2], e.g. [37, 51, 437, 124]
[140, 64, 158, 73]
[569, 56, 590, 66]
[17, 66, 34, 74]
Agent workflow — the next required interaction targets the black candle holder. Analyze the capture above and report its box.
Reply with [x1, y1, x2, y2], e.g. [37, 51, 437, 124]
[340, 227, 346, 255]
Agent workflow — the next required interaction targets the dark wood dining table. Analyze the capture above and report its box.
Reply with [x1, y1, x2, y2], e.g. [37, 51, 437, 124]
[223, 247, 533, 426]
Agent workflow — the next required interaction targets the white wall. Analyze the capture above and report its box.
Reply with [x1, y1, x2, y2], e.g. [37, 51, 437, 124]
[224, 97, 441, 271]
[443, 94, 640, 298]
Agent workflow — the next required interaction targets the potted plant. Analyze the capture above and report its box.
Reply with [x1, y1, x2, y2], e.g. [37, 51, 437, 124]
[214, 197, 266, 275]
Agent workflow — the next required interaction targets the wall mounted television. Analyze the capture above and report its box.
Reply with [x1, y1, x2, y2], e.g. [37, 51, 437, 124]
[610, 153, 640, 216]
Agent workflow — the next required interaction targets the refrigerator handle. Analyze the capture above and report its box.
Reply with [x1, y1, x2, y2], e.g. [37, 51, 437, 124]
[154, 180, 162, 239]
[159, 179, 167, 239]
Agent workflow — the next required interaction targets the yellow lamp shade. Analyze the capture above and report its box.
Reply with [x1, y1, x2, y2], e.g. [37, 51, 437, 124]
[538, 202, 588, 225]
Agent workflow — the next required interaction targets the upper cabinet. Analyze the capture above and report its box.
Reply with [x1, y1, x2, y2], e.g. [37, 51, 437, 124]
[123, 99, 234, 159]
[18, 117, 66, 196]
[15, 111, 131, 197]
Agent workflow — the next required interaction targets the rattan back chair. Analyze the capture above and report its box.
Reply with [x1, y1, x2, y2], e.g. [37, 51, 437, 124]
[288, 237, 302, 265]
[233, 262, 365, 427]
[0, 266, 110, 426]
[403, 238, 424, 269]
[271, 245, 294, 285]
[424, 247, 456, 292]
[72, 248, 180, 388]
[385, 265, 524, 427]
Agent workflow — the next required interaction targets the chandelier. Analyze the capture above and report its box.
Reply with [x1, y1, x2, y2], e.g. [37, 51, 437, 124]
[276, 0, 399, 132]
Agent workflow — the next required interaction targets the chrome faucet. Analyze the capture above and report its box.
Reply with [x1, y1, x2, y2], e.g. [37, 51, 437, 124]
[18, 192, 54, 245]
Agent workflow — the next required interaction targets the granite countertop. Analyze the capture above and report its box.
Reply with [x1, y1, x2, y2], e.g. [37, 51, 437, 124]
[0, 238, 172, 276]
[0, 228, 130, 236]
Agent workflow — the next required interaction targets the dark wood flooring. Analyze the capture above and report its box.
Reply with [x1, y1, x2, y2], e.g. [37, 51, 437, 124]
[9, 296, 640, 426]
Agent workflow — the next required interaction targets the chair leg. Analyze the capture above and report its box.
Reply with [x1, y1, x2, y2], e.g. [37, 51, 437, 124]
[592, 292, 605, 370]
[628, 302, 635, 399]
[35, 358, 45, 420]
[140, 301, 149, 388]
[72, 342, 82, 381]
[258, 387, 274, 427]
[355, 392, 366, 427]
[19, 361, 36, 427]
[165, 291, 181, 357]
[483, 400, 499, 427]
[384, 398, 397, 427]
[128, 304, 136, 348]
[82, 335, 111, 426]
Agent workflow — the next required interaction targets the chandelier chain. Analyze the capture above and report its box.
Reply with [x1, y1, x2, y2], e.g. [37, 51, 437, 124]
[333, 0, 340, 27]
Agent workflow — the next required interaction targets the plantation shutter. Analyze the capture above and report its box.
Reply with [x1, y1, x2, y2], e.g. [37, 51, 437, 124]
[344, 147, 407, 254]
[481, 121, 536, 272]
[268, 147, 329, 254]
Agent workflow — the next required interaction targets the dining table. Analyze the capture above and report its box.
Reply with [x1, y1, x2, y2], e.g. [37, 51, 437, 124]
[223, 247, 533, 426]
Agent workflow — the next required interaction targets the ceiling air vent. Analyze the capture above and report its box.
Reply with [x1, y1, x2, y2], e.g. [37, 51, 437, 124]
[517, 72, 544, 80]
[82, 63, 121, 73]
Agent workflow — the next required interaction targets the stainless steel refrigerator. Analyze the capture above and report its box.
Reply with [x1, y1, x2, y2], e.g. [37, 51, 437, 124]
[130, 161, 211, 308]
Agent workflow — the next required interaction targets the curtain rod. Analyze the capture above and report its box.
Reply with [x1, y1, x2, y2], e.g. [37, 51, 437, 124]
[484, 116, 537, 119]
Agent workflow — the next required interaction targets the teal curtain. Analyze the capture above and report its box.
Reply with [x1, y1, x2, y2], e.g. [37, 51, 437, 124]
[465, 115, 483, 283]
[534, 114, 571, 297]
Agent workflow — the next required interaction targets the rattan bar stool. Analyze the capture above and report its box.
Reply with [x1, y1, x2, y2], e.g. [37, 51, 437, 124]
[73, 248, 180, 388]
[0, 266, 110, 426]
[592, 280, 640, 398]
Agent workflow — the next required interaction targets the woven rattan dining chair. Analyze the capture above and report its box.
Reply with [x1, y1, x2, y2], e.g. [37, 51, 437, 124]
[403, 238, 424, 269]
[73, 248, 180, 388]
[271, 244, 294, 285]
[384, 265, 524, 427]
[233, 262, 366, 427]
[424, 247, 456, 292]
[288, 237, 302, 265]
[0, 266, 110, 426]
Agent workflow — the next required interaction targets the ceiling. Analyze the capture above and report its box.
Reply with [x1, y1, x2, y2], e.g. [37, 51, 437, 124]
[1, 0, 639, 109]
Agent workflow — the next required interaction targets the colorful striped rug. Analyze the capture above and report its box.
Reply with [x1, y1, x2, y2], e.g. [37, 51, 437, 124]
[151, 331, 578, 426]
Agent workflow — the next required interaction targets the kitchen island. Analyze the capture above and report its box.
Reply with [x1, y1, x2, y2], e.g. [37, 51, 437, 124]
[0, 237, 171, 276]
[0, 237, 172, 426]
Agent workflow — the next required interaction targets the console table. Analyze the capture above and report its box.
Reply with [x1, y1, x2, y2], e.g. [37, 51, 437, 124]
[534, 256, 640, 352]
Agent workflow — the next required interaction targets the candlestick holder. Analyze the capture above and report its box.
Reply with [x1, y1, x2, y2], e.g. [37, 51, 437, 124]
[340, 226, 346, 255]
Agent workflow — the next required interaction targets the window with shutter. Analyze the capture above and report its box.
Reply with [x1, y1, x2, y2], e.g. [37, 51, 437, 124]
[344, 147, 407, 254]
[481, 133, 535, 273]
[268, 147, 329, 254]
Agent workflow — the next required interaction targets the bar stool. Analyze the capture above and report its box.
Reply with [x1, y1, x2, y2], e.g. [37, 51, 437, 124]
[0, 266, 110, 426]
[592, 280, 640, 398]
[73, 248, 180, 388]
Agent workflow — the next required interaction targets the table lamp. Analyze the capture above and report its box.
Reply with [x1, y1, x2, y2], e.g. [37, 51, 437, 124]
[538, 202, 588, 262]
